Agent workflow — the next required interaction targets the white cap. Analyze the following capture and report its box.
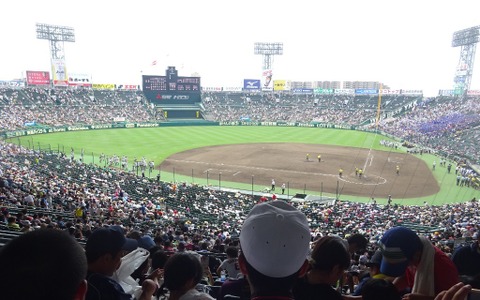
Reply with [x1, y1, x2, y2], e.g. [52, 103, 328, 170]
[240, 201, 310, 278]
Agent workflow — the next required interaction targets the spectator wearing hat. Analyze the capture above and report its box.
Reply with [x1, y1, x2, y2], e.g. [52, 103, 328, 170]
[293, 236, 350, 300]
[352, 249, 390, 296]
[85, 226, 156, 300]
[238, 201, 311, 300]
[378, 226, 459, 300]
[0, 229, 88, 300]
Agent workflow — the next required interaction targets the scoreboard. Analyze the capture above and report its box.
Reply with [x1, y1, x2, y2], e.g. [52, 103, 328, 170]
[143, 66, 201, 105]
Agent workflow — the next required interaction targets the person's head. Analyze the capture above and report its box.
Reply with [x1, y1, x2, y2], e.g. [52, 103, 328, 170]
[151, 250, 169, 270]
[378, 226, 423, 277]
[85, 226, 138, 276]
[365, 249, 383, 276]
[238, 201, 310, 294]
[0, 229, 87, 300]
[309, 236, 351, 284]
[226, 246, 239, 259]
[361, 279, 400, 300]
[163, 252, 204, 292]
[347, 233, 368, 254]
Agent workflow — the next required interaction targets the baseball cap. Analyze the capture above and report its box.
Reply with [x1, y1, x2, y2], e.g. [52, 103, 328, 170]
[378, 227, 422, 277]
[239, 201, 310, 278]
[86, 227, 138, 257]
[138, 235, 155, 250]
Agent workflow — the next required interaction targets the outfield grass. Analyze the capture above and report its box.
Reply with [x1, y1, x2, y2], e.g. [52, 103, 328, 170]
[11, 126, 480, 205]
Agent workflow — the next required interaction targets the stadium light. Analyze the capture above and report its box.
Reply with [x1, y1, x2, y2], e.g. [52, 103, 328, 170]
[254, 42, 283, 70]
[36, 23, 75, 60]
[451, 25, 480, 95]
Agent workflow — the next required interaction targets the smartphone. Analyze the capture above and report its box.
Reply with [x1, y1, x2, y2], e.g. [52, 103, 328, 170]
[468, 288, 480, 300]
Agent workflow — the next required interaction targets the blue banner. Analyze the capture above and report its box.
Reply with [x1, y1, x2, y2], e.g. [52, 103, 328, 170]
[243, 79, 261, 90]
[355, 89, 378, 95]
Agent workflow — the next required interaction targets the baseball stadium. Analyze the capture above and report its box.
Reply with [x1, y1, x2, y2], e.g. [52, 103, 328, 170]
[1, 8, 480, 300]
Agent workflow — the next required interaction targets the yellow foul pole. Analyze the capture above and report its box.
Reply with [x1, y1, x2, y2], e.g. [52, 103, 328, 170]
[375, 83, 383, 128]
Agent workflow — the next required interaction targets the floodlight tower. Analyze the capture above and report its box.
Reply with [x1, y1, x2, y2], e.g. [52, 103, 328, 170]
[451, 25, 480, 95]
[254, 42, 283, 70]
[36, 23, 75, 60]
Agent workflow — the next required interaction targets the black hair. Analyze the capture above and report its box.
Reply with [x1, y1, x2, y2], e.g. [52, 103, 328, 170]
[226, 246, 239, 258]
[362, 279, 401, 300]
[347, 233, 368, 252]
[0, 229, 87, 300]
[151, 250, 169, 270]
[310, 236, 350, 272]
[163, 253, 203, 291]
[242, 253, 299, 294]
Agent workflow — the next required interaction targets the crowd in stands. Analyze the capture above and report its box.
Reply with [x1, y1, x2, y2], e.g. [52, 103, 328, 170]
[376, 96, 480, 163]
[0, 87, 158, 131]
[202, 92, 417, 125]
[1, 87, 480, 299]
[1, 137, 480, 299]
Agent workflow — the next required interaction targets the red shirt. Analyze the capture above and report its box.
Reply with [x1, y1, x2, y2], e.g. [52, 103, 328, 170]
[405, 246, 459, 295]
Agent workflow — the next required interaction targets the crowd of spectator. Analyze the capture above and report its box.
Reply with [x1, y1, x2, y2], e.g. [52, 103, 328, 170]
[0, 87, 158, 131]
[1, 138, 480, 299]
[1, 86, 480, 299]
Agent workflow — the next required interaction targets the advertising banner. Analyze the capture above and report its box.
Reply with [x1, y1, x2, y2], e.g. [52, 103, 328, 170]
[117, 84, 139, 90]
[379, 89, 401, 95]
[467, 90, 480, 95]
[262, 70, 273, 90]
[292, 88, 313, 95]
[223, 87, 242, 92]
[202, 87, 223, 91]
[401, 90, 423, 95]
[26, 71, 50, 85]
[51, 59, 68, 86]
[92, 83, 116, 90]
[438, 90, 454, 96]
[355, 89, 378, 95]
[68, 73, 92, 87]
[334, 89, 355, 95]
[273, 80, 286, 91]
[243, 79, 261, 90]
[313, 88, 334, 95]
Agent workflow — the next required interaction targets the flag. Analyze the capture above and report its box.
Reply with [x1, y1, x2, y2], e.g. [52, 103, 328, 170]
[151, 60, 157, 66]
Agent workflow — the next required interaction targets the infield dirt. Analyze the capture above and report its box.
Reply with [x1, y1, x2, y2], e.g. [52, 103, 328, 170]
[160, 143, 439, 199]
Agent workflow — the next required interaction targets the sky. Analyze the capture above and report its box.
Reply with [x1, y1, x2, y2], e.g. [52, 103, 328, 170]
[1, 0, 480, 96]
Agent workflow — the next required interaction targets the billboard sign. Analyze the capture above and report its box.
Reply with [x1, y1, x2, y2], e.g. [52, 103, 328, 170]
[292, 88, 313, 95]
[401, 90, 423, 95]
[355, 89, 378, 95]
[379, 89, 401, 95]
[467, 90, 480, 95]
[334, 89, 355, 95]
[273, 80, 286, 91]
[243, 79, 261, 90]
[92, 83, 116, 90]
[117, 84, 139, 90]
[313, 88, 334, 95]
[51, 58, 68, 86]
[262, 69, 273, 90]
[68, 73, 92, 87]
[26, 71, 50, 85]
